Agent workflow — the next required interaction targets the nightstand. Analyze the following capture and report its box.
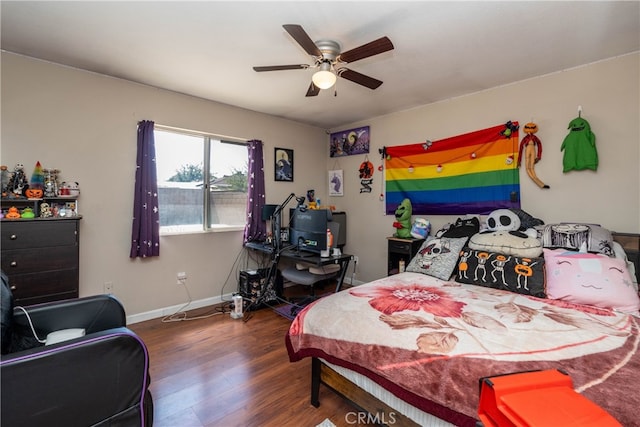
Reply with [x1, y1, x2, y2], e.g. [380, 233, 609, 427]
[387, 237, 424, 275]
[612, 232, 640, 283]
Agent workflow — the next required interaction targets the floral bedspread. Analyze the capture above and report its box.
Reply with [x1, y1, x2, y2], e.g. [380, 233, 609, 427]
[286, 272, 639, 426]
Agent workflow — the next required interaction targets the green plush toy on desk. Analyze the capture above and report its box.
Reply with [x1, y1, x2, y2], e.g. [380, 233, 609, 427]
[393, 198, 413, 238]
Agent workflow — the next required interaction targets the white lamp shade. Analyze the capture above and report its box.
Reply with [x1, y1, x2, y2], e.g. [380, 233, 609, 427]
[312, 68, 337, 89]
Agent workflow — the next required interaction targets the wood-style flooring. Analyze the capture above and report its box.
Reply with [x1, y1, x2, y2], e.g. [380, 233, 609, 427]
[129, 284, 374, 427]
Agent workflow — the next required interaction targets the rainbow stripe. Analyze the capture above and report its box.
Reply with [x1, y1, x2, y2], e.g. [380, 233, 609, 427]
[385, 123, 521, 215]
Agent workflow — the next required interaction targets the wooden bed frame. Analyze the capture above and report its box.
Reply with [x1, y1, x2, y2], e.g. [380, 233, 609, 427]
[311, 357, 421, 427]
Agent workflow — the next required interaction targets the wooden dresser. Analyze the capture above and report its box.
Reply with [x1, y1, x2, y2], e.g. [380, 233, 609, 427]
[1, 218, 80, 305]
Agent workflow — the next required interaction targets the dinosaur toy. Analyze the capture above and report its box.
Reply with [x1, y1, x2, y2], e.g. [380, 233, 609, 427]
[393, 198, 413, 238]
[518, 121, 549, 189]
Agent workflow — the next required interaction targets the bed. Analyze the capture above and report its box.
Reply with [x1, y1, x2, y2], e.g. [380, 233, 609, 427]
[285, 218, 640, 426]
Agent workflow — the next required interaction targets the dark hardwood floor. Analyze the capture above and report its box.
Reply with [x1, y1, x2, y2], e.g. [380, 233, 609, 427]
[129, 284, 373, 427]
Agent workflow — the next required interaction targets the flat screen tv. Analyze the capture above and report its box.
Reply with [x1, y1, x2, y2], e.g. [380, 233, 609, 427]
[288, 208, 331, 254]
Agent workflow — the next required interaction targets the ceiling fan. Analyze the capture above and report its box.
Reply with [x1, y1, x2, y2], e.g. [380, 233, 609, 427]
[253, 24, 394, 97]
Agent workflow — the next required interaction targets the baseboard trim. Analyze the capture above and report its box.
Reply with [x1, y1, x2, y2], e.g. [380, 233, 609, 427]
[127, 277, 366, 324]
[127, 293, 233, 324]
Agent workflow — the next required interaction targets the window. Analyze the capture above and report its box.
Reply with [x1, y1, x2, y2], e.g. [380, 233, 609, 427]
[154, 126, 248, 234]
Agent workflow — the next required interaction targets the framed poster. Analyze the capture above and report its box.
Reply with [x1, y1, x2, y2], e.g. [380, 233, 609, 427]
[274, 148, 293, 182]
[330, 126, 370, 157]
[329, 169, 343, 196]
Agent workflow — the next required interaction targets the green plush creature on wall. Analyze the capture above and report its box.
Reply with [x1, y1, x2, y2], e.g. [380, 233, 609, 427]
[561, 117, 598, 172]
[393, 198, 413, 238]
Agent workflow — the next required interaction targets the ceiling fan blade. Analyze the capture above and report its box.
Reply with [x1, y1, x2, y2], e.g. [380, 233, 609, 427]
[305, 82, 320, 97]
[283, 24, 322, 57]
[339, 68, 383, 90]
[253, 64, 308, 72]
[338, 36, 394, 63]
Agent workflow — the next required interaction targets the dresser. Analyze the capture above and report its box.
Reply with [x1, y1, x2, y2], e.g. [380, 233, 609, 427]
[1, 218, 80, 305]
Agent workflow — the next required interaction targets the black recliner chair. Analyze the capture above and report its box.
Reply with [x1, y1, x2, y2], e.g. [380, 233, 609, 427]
[1, 272, 153, 427]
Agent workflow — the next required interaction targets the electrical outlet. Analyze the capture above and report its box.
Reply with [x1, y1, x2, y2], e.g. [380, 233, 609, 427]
[104, 281, 114, 294]
[177, 272, 187, 285]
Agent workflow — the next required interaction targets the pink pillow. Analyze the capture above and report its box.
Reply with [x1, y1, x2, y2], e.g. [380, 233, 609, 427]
[544, 248, 640, 314]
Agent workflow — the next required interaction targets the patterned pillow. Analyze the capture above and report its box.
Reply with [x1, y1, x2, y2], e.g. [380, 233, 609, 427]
[538, 223, 614, 256]
[544, 248, 640, 314]
[455, 247, 546, 298]
[406, 236, 468, 280]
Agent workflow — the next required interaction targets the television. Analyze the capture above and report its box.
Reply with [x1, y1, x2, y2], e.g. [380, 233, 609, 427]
[288, 208, 331, 254]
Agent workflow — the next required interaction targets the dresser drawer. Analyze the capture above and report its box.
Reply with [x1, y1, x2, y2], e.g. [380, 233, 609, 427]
[1, 220, 78, 249]
[1, 246, 78, 274]
[388, 239, 413, 253]
[7, 269, 79, 305]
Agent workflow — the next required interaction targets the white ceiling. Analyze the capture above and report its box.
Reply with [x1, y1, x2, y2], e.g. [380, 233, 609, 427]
[2, 1, 639, 130]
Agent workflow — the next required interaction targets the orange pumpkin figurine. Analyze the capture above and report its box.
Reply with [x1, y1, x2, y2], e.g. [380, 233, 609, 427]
[5, 206, 21, 219]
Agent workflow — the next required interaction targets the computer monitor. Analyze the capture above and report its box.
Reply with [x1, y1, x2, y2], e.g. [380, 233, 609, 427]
[330, 211, 347, 249]
[288, 208, 331, 253]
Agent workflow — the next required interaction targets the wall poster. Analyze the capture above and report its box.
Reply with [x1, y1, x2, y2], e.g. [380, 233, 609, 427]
[274, 148, 293, 182]
[330, 126, 370, 157]
[329, 169, 343, 196]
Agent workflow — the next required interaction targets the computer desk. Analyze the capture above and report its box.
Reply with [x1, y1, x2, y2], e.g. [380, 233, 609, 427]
[244, 241, 353, 293]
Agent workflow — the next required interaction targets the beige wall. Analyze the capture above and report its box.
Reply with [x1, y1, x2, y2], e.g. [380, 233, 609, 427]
[2, 52, 638, 319]
[326, 53, 640, 284]
[1, 52, 326, 320]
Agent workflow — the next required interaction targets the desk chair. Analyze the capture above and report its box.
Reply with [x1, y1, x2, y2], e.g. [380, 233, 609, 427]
[282, 263, 341, 315]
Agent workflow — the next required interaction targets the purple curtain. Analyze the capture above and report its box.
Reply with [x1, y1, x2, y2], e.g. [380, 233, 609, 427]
[130, 120, 160, 258]
[243, 139, 266, 243]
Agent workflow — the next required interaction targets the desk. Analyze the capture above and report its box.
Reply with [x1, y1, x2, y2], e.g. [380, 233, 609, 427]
[244, 241, 353, 293]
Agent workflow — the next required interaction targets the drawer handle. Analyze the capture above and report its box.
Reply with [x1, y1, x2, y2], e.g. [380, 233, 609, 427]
[10, 261, 17, 267]
[10, 234, 17, 240]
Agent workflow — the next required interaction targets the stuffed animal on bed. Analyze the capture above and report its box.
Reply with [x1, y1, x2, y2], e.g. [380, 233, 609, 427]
[392, 198, 413, 238]
[469, 209, 543, 257]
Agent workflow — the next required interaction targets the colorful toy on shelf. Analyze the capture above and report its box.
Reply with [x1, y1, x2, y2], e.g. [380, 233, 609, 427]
[21, 207, 35, 219]
[59, 181, 80, 197]
[392, 198, 413, 239]
[43, 168, 60, 197]
[7, 163, 28, 197]
[40, 202, 53, 218]
[5, 206, 21, 219]
[28, 161, 45, 196]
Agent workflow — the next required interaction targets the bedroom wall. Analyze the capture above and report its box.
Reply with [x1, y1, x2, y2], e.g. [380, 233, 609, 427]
[327, 53, 640, 284]
[1, 52, 327, 319]
[2, 52, 638, 318]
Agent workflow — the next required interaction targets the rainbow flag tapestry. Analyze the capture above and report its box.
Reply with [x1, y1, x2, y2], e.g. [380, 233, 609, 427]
[385, 122, 521, 215]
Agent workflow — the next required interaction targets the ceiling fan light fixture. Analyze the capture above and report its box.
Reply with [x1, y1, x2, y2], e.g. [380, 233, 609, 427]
[312, 62, 336, 89]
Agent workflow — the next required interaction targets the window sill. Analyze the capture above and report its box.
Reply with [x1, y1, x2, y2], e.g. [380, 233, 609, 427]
[160, 224, 244, 236]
